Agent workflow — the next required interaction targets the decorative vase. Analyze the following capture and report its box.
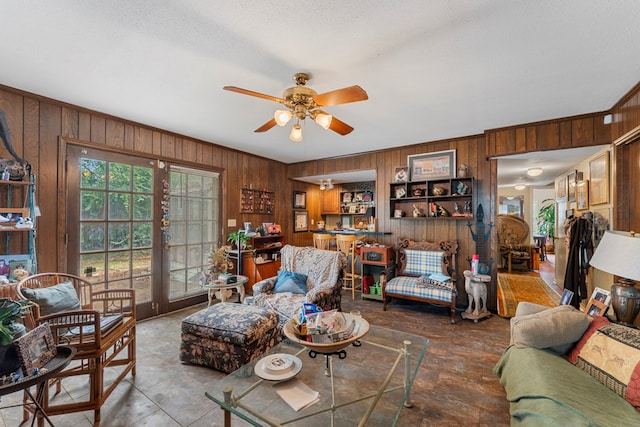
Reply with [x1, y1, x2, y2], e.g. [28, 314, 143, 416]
[611, 279, 640, 325]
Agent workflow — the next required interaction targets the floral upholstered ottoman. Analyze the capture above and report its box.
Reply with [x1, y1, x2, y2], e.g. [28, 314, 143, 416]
[180, 302, 280, 373]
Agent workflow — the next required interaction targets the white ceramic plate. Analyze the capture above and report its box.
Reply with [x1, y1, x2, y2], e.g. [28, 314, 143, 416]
[254, 354, 302, 381]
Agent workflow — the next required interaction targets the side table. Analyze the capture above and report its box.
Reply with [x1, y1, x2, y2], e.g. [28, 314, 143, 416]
[461, 270, 492, 322]
[201, 275, 249, 306]
[0, 345, 76, 427]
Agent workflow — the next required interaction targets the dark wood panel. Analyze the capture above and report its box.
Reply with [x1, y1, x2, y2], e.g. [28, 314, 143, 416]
[106, 119, 125, 148]
[61, 107, 79, 139]
[90, 115, 106, 144]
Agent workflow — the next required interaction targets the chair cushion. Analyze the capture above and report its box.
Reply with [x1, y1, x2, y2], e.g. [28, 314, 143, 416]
[21, 281, 82, 316]
[510, 305, 590, 355]
[67, 314, 124, 337]
[274, 270, 308, 294]
[386, 276, 454, 302]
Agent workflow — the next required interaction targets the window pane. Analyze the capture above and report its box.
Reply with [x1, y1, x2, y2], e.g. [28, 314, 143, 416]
[80, 223, 105, 252]
[169, 196, 186, 221]
[109, 223, 130, 250]
[80, 253, 105, 282]
[133, 166, 153, 193]
[109, 163, 131, 191]
[109, 193, 131, 220]
[132, 222, 152, 248]
[133, 194, 152, 220]
[81, 190, 106, 220]
[81, 159, 106, 189]
[108, 250, 131, 283]
[187, 222, 202, 243]
[132, 249, 152, 276]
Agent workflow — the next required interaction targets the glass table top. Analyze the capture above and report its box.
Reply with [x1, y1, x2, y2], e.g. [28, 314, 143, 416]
[205, 324, 429, 426]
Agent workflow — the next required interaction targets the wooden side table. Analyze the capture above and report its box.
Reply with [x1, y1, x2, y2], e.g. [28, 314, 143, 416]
[0, 345, 76, 427]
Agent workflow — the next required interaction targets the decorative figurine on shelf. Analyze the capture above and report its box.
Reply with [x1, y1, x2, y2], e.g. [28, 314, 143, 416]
[457, 164, 468, 178]
[412, 204, 426, 217]
[437, 205, 449, 217]
[457, 181, 469, 195]
[454, 202, 461, 215]
[464, 200, 472, 215]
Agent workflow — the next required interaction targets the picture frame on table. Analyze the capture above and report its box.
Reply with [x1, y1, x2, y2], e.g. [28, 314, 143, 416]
[293, 210, 308, 233]
[353, 216, 369, 229]
[394, 166, 409, 182]
[576, 180, 589, 210]
[559, 289, 574, 306]
[589, 287, 611, 305]
[407, 149, 456, 181]
[586, 299, 608, 317]
[292, 191, 306, 209]
[14, 323, 57, 374]
[589, 152, 610, 205]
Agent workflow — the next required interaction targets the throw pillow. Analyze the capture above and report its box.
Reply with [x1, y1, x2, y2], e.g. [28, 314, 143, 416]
[274, 270, 308, 294]
[568, 320, 640, 409]
[21, 281, 82, 317]
[510, 304, 590, 355]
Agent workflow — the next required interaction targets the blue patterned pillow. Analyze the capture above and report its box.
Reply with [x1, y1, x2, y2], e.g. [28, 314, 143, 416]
[274, 270, 308, 294]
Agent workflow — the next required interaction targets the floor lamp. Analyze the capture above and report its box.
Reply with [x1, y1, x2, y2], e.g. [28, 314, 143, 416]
[589, 230, 640, 325]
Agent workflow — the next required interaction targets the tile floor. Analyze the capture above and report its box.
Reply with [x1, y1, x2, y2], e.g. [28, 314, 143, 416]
[0, 290, 514, 426]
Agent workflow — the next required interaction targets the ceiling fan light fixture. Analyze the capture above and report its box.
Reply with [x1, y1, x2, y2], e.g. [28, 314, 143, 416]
[314, 112, 332, 130]
[527, 167, 543, 177]
[319, 179, 325, 190]
[274, 109, 293, 126]
[290, 124, 303, 142]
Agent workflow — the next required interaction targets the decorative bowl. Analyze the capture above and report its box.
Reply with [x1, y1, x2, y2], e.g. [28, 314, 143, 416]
[283, 313, 370, 354]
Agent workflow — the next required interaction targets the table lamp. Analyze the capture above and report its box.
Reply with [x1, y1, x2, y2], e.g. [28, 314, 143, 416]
[589, 230, 640, 325]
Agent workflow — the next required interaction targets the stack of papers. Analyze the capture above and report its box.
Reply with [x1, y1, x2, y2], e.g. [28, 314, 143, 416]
[272, 378, 319, 411]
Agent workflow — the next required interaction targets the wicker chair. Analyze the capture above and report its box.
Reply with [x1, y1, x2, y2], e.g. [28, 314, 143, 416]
[16, 273, 136, 425]
[497, 215, 534, 273]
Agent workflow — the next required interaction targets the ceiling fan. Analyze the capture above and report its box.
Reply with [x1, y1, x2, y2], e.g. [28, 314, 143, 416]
[223, 73, 368, 142]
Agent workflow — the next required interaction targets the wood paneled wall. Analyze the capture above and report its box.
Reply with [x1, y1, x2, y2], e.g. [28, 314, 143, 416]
[3, 79, 639, 312]
[611, 81, 640, 233]
[0, 85, 288, 274]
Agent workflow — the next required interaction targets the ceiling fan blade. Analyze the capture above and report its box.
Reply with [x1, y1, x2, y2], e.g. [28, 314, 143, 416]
[326, 115, 354, 135]
[223, 86, 286, 104]
[313, 85, 368, 107]
[255, 118, 277, 133]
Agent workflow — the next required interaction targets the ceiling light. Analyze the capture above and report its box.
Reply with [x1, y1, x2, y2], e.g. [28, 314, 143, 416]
[289, 124, 303, 142]
[326, 179, 334, 190]
[527, 167, 543, 177]
[314, 112, 332, 130]
[319, 179, 325, 190]
[515, 184, 526, 190]
[274, 110, 293, 126]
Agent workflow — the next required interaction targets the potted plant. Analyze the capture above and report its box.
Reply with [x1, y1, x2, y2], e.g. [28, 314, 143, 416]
[208, 245, 234, 278]
[536, 199, 556, 253]
[227, 231, 252, 251]
[0, 298, 30, 375]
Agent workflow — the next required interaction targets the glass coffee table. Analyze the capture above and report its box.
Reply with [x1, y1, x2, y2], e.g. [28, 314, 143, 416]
[205, 325, 429, 426]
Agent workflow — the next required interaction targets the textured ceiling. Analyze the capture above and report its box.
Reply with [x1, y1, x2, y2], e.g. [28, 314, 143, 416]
[2, 1, 640, 186]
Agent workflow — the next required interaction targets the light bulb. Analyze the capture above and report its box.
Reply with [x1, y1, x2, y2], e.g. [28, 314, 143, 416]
[326, 179, 334, 189]
[314, 113, 332, 130]
[274, 110, 292, 126]
[290, 124, 303, 142]
[319, 180, 325, 190]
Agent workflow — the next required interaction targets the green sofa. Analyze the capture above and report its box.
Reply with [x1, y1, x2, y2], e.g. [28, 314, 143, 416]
[493, 302, 640, 426]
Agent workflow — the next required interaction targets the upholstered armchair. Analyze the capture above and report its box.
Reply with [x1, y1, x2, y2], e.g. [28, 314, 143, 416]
[497, 215, 534, 273]
[252, 245, 347, 327]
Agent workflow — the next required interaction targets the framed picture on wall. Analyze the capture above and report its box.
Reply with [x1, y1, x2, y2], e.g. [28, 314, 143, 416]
[555, 176, 567, 200]
[576, 180, 589, 210]
[567, 170, 582, 203]
[408, 149, 456, 181]
[293, 210, 308, 232]
[292, 191, 306, 209]
[394, 166, 409, 182]
[589, 152, 610, 205]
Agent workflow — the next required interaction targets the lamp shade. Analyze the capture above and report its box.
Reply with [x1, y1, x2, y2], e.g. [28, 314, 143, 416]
[289, 124, 303, 142]
[274, 110, 293, 126]
[589, 231, 640, 281]
[314, 112, 332, 129]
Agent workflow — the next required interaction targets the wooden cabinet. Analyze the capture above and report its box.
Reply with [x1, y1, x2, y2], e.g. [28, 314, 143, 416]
[321, 187, 341, 214]
[389, 177, 474, 220]
[361, 246, 395, 302]
[230, 234, 284, 294]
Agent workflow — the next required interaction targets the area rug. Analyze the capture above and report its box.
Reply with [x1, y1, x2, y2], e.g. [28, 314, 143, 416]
[497, 273, 561, 318]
